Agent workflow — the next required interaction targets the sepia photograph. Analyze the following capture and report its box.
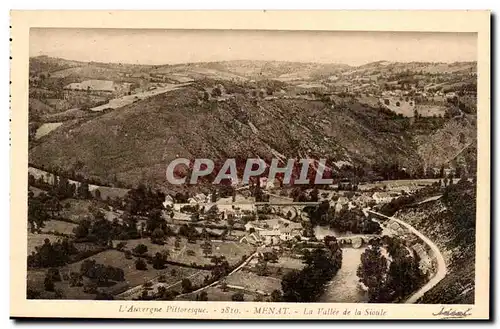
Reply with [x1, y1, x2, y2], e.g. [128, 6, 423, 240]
[10, 10, 490, 320]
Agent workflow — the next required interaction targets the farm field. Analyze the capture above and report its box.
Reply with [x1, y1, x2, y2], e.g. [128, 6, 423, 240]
[28, 233, 62, 254]
[358, 178, 440, 191]
[58, 198, 123, 223]
[90, 83, 191, 112]
[267, 256, 305, 271]
[177, 286, 256, 301]
[59, 199, 97, 221]
[40, 220, 78, 235]
[117, 238, 255, 267]
[225, 270, 282, 294]
[34, 122, 63, 139]
[29, 185, 47, 197]
[63, 249, 163, 296]
[381, 97, 415, 117]
[27, 269, 96, 300]
[415, 104, 447, 117]
[28, 167, 130, 201]
[116, 266, 210, 300]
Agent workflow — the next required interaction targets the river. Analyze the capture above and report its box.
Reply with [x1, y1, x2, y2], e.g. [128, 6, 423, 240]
[314, 225, 369, 303]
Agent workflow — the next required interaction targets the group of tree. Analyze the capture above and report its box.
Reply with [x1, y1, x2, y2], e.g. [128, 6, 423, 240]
[42, 268, 62, 291]
[28, 192, 54, 233]
[72, 208, 171, 244]
[357, 237, 426, 302]
[330, 207, 383, 235]
[28, 174, 93, 201]
[378, 184, 442, 216]
[178, 224, 201, 243]
[27, 238, 78, 268]
[281, 237, 342, 302]
[441, 177, 476, 246]
[124, 184, 165, 216]
[290, 187, 321, 203]
[152, 251, 170, 270]
[80, 259, 125, 285]
[210, 255, 231, 281]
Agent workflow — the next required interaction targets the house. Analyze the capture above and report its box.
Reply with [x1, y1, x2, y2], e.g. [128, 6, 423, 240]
[355, 194, 374, 207]
[444, 168, 455, 177]
[259, 230, 281, 245]
[372, 192, 396, 204]
[64, 80, 116, 93]
[187, 193, 208, 205]
[244, 222, 265, 232]
[163, 195, 174, 208]
[223, 208, 244, 220]
[239, 232, 262, 245]
[445, 92, 457, 99]
[280, 227, 299, 241]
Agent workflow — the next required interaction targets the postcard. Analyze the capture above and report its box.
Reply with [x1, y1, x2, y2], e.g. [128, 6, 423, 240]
[10, 10, 490, 320]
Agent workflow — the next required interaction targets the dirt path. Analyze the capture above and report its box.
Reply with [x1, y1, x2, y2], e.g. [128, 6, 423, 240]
[369, 210, 447, 304]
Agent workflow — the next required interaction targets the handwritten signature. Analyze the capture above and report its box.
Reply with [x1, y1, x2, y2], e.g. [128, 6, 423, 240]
[432, 306, 472, 319]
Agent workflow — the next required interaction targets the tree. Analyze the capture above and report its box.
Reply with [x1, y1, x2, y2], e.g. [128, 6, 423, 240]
[152, 252, 167, 270]
[47, 268, 61, 282]
[135, 258, 147, 270]
[211, 87, 222, 97]
[198, 291, 209, 301]
[181, 278, 193, 293]
[116, 242, 127, 251]
[439, 165, 445, 178]
[201, 240, 212, 258]
[220, 280, 228, 292]
[69, 272, 83, 287]
[227, 217, 235, 236]
[95, 292, 114, 300]
[357, 243, 388, 302]
[77, 182, 91, 199]
[151, 227, 165, 245]
[44, 275, 55, 291]
[270, 289, 282, 302]
[254, 294, 264, 302]
[231, 292, 244, 301]
[133, 244, 148, 256]
[281, 248, 341, 302]
[28, 194, 50, 233]
[256, 257, 268, 276]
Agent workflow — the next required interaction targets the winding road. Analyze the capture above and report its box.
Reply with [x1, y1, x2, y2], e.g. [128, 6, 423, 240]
[368, 210, 447, 304]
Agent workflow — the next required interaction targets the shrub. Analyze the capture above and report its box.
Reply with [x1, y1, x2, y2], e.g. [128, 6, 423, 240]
[231, 292, 244, 301]
[135, 258, 147, 270]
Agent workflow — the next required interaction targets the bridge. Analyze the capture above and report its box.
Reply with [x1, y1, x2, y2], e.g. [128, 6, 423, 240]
[255, 202, 320, 206]
[336, 234, 382, 248]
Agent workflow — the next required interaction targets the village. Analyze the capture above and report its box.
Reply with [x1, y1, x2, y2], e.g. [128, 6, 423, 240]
[27, 156, 450, 303]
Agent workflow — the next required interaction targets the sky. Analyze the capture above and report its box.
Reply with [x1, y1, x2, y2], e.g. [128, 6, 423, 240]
[30, 28, 477, 66]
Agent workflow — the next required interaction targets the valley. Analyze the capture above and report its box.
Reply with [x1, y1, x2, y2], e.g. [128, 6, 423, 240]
[26, 55, 478, 304]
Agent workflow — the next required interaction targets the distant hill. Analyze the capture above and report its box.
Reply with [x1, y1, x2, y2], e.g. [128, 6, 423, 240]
[30, 55, 476, 82]
[150, 60, 350, 82]
[29, 82, 428, 190]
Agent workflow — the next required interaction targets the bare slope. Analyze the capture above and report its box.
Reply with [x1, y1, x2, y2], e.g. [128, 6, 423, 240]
[29, 85, 423, 189]
[395, 180, 476, 304]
